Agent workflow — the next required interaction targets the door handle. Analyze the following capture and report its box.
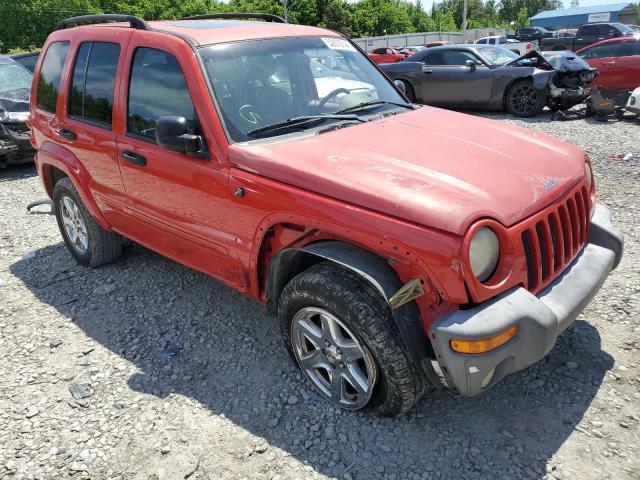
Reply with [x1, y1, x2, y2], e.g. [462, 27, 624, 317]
[57, 128, 76, 141]
[423, 69, 433, 74]
[121, 150, 147, 167]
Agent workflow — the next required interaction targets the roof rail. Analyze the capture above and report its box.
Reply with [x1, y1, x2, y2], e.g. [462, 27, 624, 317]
[56, 14, 150, 31]
[181, 13, 286, 23]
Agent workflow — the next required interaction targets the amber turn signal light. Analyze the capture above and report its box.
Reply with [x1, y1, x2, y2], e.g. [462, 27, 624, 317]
[449, 325, 519, 354]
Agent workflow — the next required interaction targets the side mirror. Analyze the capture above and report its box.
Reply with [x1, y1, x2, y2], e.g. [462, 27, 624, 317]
[465, 59, 477, 72]
[394, 79, 406, 95]
[156, 116, 205, 157]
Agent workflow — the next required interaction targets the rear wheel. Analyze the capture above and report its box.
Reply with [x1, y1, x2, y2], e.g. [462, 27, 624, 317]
[278, 262, 425, 416]
[53, 178, 123, 267]
[506, 80, 546, 118]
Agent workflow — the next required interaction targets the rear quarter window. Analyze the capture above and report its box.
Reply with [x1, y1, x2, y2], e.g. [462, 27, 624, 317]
[36, 42, 69, 113]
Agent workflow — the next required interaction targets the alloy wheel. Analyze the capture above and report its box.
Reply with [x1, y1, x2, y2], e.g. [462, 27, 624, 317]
[510, 84, 538, 115]
[291, 307, 377, 410]
[59, 196, 89, 254]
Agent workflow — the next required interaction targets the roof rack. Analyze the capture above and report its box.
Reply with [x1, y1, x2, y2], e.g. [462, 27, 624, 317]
[56, 14, 150, 31]
[181, 13, 286, 23]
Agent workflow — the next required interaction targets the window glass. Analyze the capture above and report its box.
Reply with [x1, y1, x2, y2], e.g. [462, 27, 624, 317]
[580, 43, 619, 59]
[477, 38, 487, 44]
[373, 48, 385, 54]
[200, 36, 405, 142]
[69, 43, 90, 118]
[580, 25, 598, 36]
[128, 47, 196, 141]
[427, 50, 478, 66]
[0, 63, 32, 97]
[70, 42, 120, 126]
[36, 42, 69, 113]
[622, 40, 640, 56]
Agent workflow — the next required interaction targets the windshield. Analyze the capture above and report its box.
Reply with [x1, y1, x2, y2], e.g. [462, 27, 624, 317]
[199, 36, 407, 142]
[0, 63, 33, 96]
[613, 23, 634, 34]
[475, 46, 519, 65]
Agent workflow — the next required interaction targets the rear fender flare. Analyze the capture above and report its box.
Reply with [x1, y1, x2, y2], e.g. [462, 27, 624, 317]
[37, 141, 111, 230]
[267, 240, 436, 384]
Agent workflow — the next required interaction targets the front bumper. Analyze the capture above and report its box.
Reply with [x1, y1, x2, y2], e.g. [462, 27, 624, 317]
[429, 203, 623, 396]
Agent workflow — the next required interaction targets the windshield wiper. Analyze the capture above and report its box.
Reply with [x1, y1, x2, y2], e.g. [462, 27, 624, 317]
[247, 114, 364, 138]
[335, 100, 416, 114]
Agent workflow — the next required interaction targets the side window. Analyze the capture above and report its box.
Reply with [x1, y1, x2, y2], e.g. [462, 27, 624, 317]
[477, 39, 487, 44]
[581, 43, 619, 59]
[127, 47, 196, 142]
[69, 42, 120, 127]
[621, 40, 640, 56]
[441, 51, 479, 66]
[36, 42, 69, 113]
[373, 48, 385, 54]
[599, 25, 618, 38]
[580, 25, 598, 37]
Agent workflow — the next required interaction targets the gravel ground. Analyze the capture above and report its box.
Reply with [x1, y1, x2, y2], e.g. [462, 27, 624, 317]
[0, 112, 639, 480]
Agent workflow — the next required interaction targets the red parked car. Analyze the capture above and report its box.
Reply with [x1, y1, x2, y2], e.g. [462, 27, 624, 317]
[577, 36, 640, 91]
[30, 13, 623, 416]
[368, 47, 408, 64]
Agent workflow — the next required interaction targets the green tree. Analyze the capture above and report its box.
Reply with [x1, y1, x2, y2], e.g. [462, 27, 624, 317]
[320, 0, 351, 35]
[516, 5, 529, 27]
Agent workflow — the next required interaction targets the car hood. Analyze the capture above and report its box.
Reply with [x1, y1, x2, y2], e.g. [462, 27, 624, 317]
[228, 107, 586, 235]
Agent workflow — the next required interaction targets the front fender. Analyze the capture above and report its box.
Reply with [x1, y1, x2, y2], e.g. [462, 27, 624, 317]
[37, 141, 111, 230]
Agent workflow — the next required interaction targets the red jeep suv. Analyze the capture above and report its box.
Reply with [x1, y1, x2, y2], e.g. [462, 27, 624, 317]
[30, 13, 623, 415]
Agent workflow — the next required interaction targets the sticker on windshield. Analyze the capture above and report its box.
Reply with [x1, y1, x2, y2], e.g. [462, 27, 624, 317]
[321, 37, 356, 52]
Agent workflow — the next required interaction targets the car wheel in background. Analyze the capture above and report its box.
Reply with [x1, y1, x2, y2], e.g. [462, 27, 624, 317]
[399, 80, 416, 103]
[506, 80, 546, 118]
[278, 261, 426, 416]
[53, 178, 123, 267]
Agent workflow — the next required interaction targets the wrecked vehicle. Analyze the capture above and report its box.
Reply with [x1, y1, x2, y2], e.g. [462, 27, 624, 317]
[32, 14, 623, 416]
[381, 45, 597, 117]
[626, 87, 640, 117]
[0, 56, 33, 168]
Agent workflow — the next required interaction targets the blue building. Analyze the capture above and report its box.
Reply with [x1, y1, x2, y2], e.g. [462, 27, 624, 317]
[530, 3, 638, 29]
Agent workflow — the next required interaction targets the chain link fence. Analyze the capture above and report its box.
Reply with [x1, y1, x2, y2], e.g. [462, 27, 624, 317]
[352, 28, 512, 50]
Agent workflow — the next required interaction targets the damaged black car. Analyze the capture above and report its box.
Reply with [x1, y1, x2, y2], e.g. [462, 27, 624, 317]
[380, 45, 597, 117]
[0, 55, 33, 169]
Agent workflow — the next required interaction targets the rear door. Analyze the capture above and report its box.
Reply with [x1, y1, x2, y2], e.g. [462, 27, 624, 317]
[58, 30, 132, 228]
[420, 49, 493, 107]
[115, 33, 242, 287]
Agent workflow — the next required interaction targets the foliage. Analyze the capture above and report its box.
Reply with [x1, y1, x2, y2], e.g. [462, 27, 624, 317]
[0, 0, 581, 53]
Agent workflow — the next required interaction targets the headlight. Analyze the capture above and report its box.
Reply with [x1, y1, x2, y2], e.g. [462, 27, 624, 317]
[584, 162, 593, 191]
[469, 227, 500, 282]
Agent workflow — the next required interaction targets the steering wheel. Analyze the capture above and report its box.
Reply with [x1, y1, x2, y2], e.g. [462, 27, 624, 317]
[317, 88, 351, 110]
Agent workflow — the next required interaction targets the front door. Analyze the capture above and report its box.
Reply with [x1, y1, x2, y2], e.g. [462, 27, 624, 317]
[420, 50, 493, 107]
[115, 37, 242, 289]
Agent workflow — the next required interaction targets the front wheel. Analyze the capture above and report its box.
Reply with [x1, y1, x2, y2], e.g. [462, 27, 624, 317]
[506, 80, 546, 118]
[278, 262, 426, 416]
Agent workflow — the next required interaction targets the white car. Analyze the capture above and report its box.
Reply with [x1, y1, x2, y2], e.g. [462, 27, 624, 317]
[626, 87, 640, 116]
[475, 35, 537, 55]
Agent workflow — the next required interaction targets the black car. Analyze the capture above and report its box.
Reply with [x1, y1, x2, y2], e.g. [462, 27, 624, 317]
[0, 55, 33, 168]
[10, 51, 40, 73]
[509, 26, 554, 42]
[381, 45, 597, 117]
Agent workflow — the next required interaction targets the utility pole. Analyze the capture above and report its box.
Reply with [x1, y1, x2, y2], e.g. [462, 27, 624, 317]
[462, 0, 468, 43]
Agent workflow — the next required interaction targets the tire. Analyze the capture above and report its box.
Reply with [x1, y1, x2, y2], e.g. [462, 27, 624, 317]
[505, 80, 546, 118]
[399, 80, 416, 103]
[53, 177, 122, 267]
[278, 261, 425, 416]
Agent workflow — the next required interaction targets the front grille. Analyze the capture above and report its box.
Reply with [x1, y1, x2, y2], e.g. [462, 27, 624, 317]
[520, 185, 590, 291]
